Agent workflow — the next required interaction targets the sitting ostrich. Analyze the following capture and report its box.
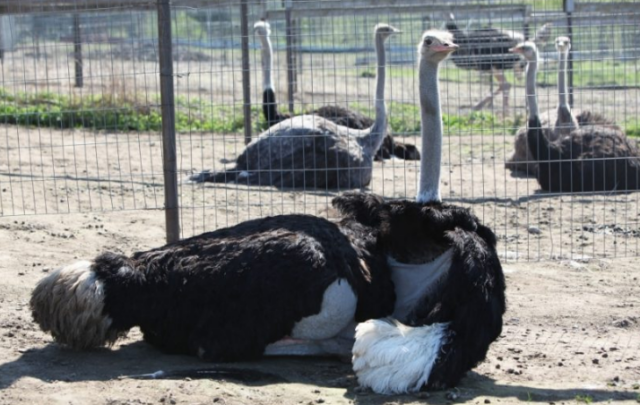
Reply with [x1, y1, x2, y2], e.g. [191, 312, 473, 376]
[512, 41, 640, 192]
[188, 24, 397, 190]
[506, 36, 618, 175]
[30, 29, 505, 394]
[446, 14, 551, 112]
[254, 20, 420, 162]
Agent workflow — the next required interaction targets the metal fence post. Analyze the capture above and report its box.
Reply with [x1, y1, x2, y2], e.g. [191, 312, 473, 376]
[285, 0, 295, 113]
[73, 13, 83, 88]
[157, 0, 180, 243]
[564, 0, 575, 107]
[240, 0, 252, 144]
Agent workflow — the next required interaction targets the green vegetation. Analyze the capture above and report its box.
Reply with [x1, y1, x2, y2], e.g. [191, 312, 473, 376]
[0, 88, 637, 140]
[626, 121, 640, 138]
[0, 88, 249, 133]
[353, 59, 639, 88]
[575, 394, 593, 404]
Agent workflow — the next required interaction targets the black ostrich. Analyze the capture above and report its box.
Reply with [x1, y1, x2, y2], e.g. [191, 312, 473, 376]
[512, 41, 640, 192]
[255, 20, 420, 161]
[30, 29, 505, 394]
[445, 14, 550, 111]
[506, 36, 619, 176]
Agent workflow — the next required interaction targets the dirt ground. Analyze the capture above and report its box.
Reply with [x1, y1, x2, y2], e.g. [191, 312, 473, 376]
[1, 123, 640, 404]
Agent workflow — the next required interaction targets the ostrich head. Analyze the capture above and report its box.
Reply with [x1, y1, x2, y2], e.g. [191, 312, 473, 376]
[418, 30, 458, 63]
[555, 36, 571, 54]
[253, 20, 271, 38]
[509, 41, 538, 62]
[373, 23, 401, 40]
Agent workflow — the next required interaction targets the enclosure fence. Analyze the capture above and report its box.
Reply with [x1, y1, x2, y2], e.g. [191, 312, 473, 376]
[0, 0, 639, 261]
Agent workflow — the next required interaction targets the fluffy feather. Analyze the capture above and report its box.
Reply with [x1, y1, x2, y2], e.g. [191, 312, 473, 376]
[352, 318, 449, 394]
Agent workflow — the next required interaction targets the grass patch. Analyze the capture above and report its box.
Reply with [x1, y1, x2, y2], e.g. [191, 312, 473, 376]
[1, 87, 636, 140]
[575, 394, 593, 404]
[0, 87, 253, 133]
[624, 119, 640, 138]
[350, 102, 517, 135]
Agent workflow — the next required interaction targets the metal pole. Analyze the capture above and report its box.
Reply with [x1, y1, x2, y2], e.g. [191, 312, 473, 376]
[564, 0, 575, 107]
[157, 0, 180, 243]
[240, 0, 252, 145]
[285, 0, 295, 113]
[73, 13, 83, 88]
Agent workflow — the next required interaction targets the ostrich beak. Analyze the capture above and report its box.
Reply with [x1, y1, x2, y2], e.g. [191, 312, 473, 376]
[509, 46, 523, 54]
[433, 43, 458, 53]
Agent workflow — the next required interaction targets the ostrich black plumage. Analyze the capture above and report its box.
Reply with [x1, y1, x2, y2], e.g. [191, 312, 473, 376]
[31, 29, 505, 395]
[255, 20, 419, 162]
[446, 14, 550, 112]
[512, 41, 640, 192]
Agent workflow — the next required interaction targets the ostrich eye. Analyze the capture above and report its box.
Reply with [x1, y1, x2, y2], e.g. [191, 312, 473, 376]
[425, 39, 433, 45]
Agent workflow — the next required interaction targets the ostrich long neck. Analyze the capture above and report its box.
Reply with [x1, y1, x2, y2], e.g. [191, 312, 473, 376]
[557, 49, 569, 108]
[416, 59, 443, 203]
[258, 33, 273, 90]
[358, 33, 387, 156]
[526, 55, 539, 118]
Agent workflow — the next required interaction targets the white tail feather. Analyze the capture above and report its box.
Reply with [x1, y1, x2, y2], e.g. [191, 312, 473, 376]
[352, 318, 448, 394]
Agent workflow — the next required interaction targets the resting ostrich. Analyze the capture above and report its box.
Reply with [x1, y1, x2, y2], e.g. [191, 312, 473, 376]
[446, 14, 551, 111]
[506, 36, 619, 175]
[188, 23, 396, 190]
[30, 29, 505, 395]
[254, 20, 420, 161]
[511, 41, 640, 192]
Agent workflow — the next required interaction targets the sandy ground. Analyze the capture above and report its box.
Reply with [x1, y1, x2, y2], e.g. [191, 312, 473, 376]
[1, 207, 639, 405]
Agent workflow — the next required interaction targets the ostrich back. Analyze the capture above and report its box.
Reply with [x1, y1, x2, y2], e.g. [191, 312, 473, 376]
[313, 106, 374, 130]
[446, 23, 522, 71]
[506, 108, 622, 176]
[236, 115, 373, 189]
[573, 109, 621, 130]
[537, 126, 640, 192]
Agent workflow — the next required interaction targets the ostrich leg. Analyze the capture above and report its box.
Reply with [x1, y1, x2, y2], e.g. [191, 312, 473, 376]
[473, 73, 495, 110]
[473, 68, 510, 113]
[495, 68, 511, 114]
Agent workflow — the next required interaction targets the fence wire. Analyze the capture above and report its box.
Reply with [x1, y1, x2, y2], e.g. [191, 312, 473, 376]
[0, 0, 639, 262]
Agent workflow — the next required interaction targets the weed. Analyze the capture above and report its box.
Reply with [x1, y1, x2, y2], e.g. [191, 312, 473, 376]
[575, 394, 593, 404]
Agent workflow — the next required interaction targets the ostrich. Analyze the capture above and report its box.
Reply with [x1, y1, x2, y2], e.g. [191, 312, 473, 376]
[254, 20, 420, 161]
[30, 29, 505, 395]
[188, 23, 397, 190]
[351, 29, 505, 393]
[506, 36, 619, 175]
[511, 41, 640, 192]
[446, 14, 551, 112]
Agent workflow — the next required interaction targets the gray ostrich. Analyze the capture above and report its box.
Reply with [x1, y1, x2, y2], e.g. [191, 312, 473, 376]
[255, 20, 419, 161]
[506, 37, 619, 175]
[514, 41, 640, 192]
[189, 23, 398, 189]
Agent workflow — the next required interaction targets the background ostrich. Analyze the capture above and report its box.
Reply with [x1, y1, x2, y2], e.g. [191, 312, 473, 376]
[254, 20, 420, 162]
[351, 29, 506, 393]
[30, 29, 505, 395]
[189, 23, 397, 190]
[506, 36, 620, 175]
[512, 41, 640, 192]
[446, 14, 550, 112]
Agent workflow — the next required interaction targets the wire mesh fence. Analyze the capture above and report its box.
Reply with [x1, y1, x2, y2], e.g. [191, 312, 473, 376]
[0, 0, 639, 261]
